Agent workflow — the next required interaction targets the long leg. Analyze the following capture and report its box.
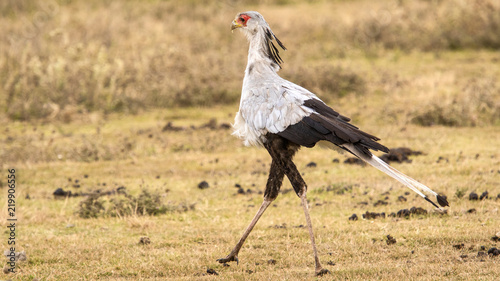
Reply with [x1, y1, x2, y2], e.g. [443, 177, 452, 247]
[216, 199, 272, 264]
[217, 159, 285, 264]
[300, 192, 329, 276]
[266, 135, 330, 276]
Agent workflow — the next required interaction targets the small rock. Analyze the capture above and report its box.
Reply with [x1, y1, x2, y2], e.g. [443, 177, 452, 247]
[386, 235, 397, 245]
[469, 192, 478, 201]
[327, 260, 336, 266]
[220, 123, 231, 129]
[267, 259, 276, 265]
[17, 251, 27, 261]
[53, 188, 71, 197]
[348, 214, 358, 221]
[480, 191, 489, 200]
[306, 162, 317, 168]
[116, 186, 127, 194]
[200, 118, 218, 130]
[373, 200, 388, 207]
[466, 208, 476, 214]
[436, 156, 449, 163]
[139, 236, 151, 245]
[3, 250, 26, 262]
[397, 209, 410, 217]
[397, 195, 407, 202]
[380, 147, 422, 163]
[344, 157, 365, 165]
[488, 247, 500, 256]
[477, 251, 487, 257]
[162, 122, 184, 132]
[453, 243, 464, 250]
[410, 206, 427, 215]
[362, 211, 385, 219]
[206, 268, 218, 275]
[272, 223, 287, 229]
[460, 254, 468, 259]
[492, 233, 500, 242]
[198, 181, 209, 189]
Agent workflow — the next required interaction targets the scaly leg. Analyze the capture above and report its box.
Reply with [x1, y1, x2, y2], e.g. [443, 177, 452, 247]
[217, 159, 284, 264]
[266, 134, 330, 276]
[300, 192, 330, 276]
[217, 199, 272, 264]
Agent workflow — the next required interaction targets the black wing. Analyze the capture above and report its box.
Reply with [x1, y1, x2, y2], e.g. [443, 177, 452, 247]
[277, 99, 389, 156]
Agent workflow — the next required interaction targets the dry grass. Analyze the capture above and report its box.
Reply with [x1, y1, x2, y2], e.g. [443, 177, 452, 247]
[1, 106, 500, 280]
[348, 0, 500, 51]
[1, 0, 499, 121]
[1, 0, 500, 280]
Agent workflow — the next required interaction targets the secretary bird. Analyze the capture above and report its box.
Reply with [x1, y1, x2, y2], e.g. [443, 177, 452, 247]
[218, 11, 449, 275]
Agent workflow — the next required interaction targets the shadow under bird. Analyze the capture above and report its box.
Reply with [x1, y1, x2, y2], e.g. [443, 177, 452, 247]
[218, 11, 449, 276]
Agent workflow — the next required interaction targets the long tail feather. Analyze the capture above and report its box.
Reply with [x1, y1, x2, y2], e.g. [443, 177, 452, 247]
[343, 144, 449, 209]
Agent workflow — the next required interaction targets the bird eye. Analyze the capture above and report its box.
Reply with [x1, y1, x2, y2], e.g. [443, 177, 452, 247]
[239, 17, 245, 22]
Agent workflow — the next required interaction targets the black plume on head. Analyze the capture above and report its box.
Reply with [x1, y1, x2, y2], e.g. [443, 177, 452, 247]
[264, 28, 287, 68]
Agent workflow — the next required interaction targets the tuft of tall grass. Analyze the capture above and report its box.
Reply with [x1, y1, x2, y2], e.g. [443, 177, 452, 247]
[0, 0, 244, 120]
[283, 63, 366, 101]
[1, 0, 499, 124]
[411, 77, 500, 127]
[77, 189, 195, 218]
[348, 0, 500, 51]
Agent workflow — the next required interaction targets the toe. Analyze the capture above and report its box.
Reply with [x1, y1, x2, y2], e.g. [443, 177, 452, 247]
[316, 268, 331, 276]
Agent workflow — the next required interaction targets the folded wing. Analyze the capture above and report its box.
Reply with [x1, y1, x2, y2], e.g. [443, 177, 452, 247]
[277, 98, 389, 156]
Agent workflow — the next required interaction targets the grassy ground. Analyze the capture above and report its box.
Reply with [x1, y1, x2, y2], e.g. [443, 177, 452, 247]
[1, 105, 499, 280]
[1, 0, 500, 280]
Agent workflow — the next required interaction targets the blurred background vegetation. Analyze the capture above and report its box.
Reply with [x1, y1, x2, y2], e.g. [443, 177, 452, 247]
[0, 0, 499, 125]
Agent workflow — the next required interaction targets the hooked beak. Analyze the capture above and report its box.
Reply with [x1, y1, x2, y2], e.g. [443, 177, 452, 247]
[231, 19, 242, 31]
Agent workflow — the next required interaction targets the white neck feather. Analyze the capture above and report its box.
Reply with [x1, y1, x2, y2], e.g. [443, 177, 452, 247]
[243, 27, 281, 75]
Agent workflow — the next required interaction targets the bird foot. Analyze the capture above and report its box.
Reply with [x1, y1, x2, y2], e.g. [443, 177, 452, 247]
[316, 268, 331, 276]
[217, 254, 239, 265]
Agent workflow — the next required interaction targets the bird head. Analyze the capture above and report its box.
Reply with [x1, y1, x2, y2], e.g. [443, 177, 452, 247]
[231, 11, 287, 68]
[231, 11, 263, 34]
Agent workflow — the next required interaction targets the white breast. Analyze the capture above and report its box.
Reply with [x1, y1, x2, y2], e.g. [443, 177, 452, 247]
[232, 76, 318, 147]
